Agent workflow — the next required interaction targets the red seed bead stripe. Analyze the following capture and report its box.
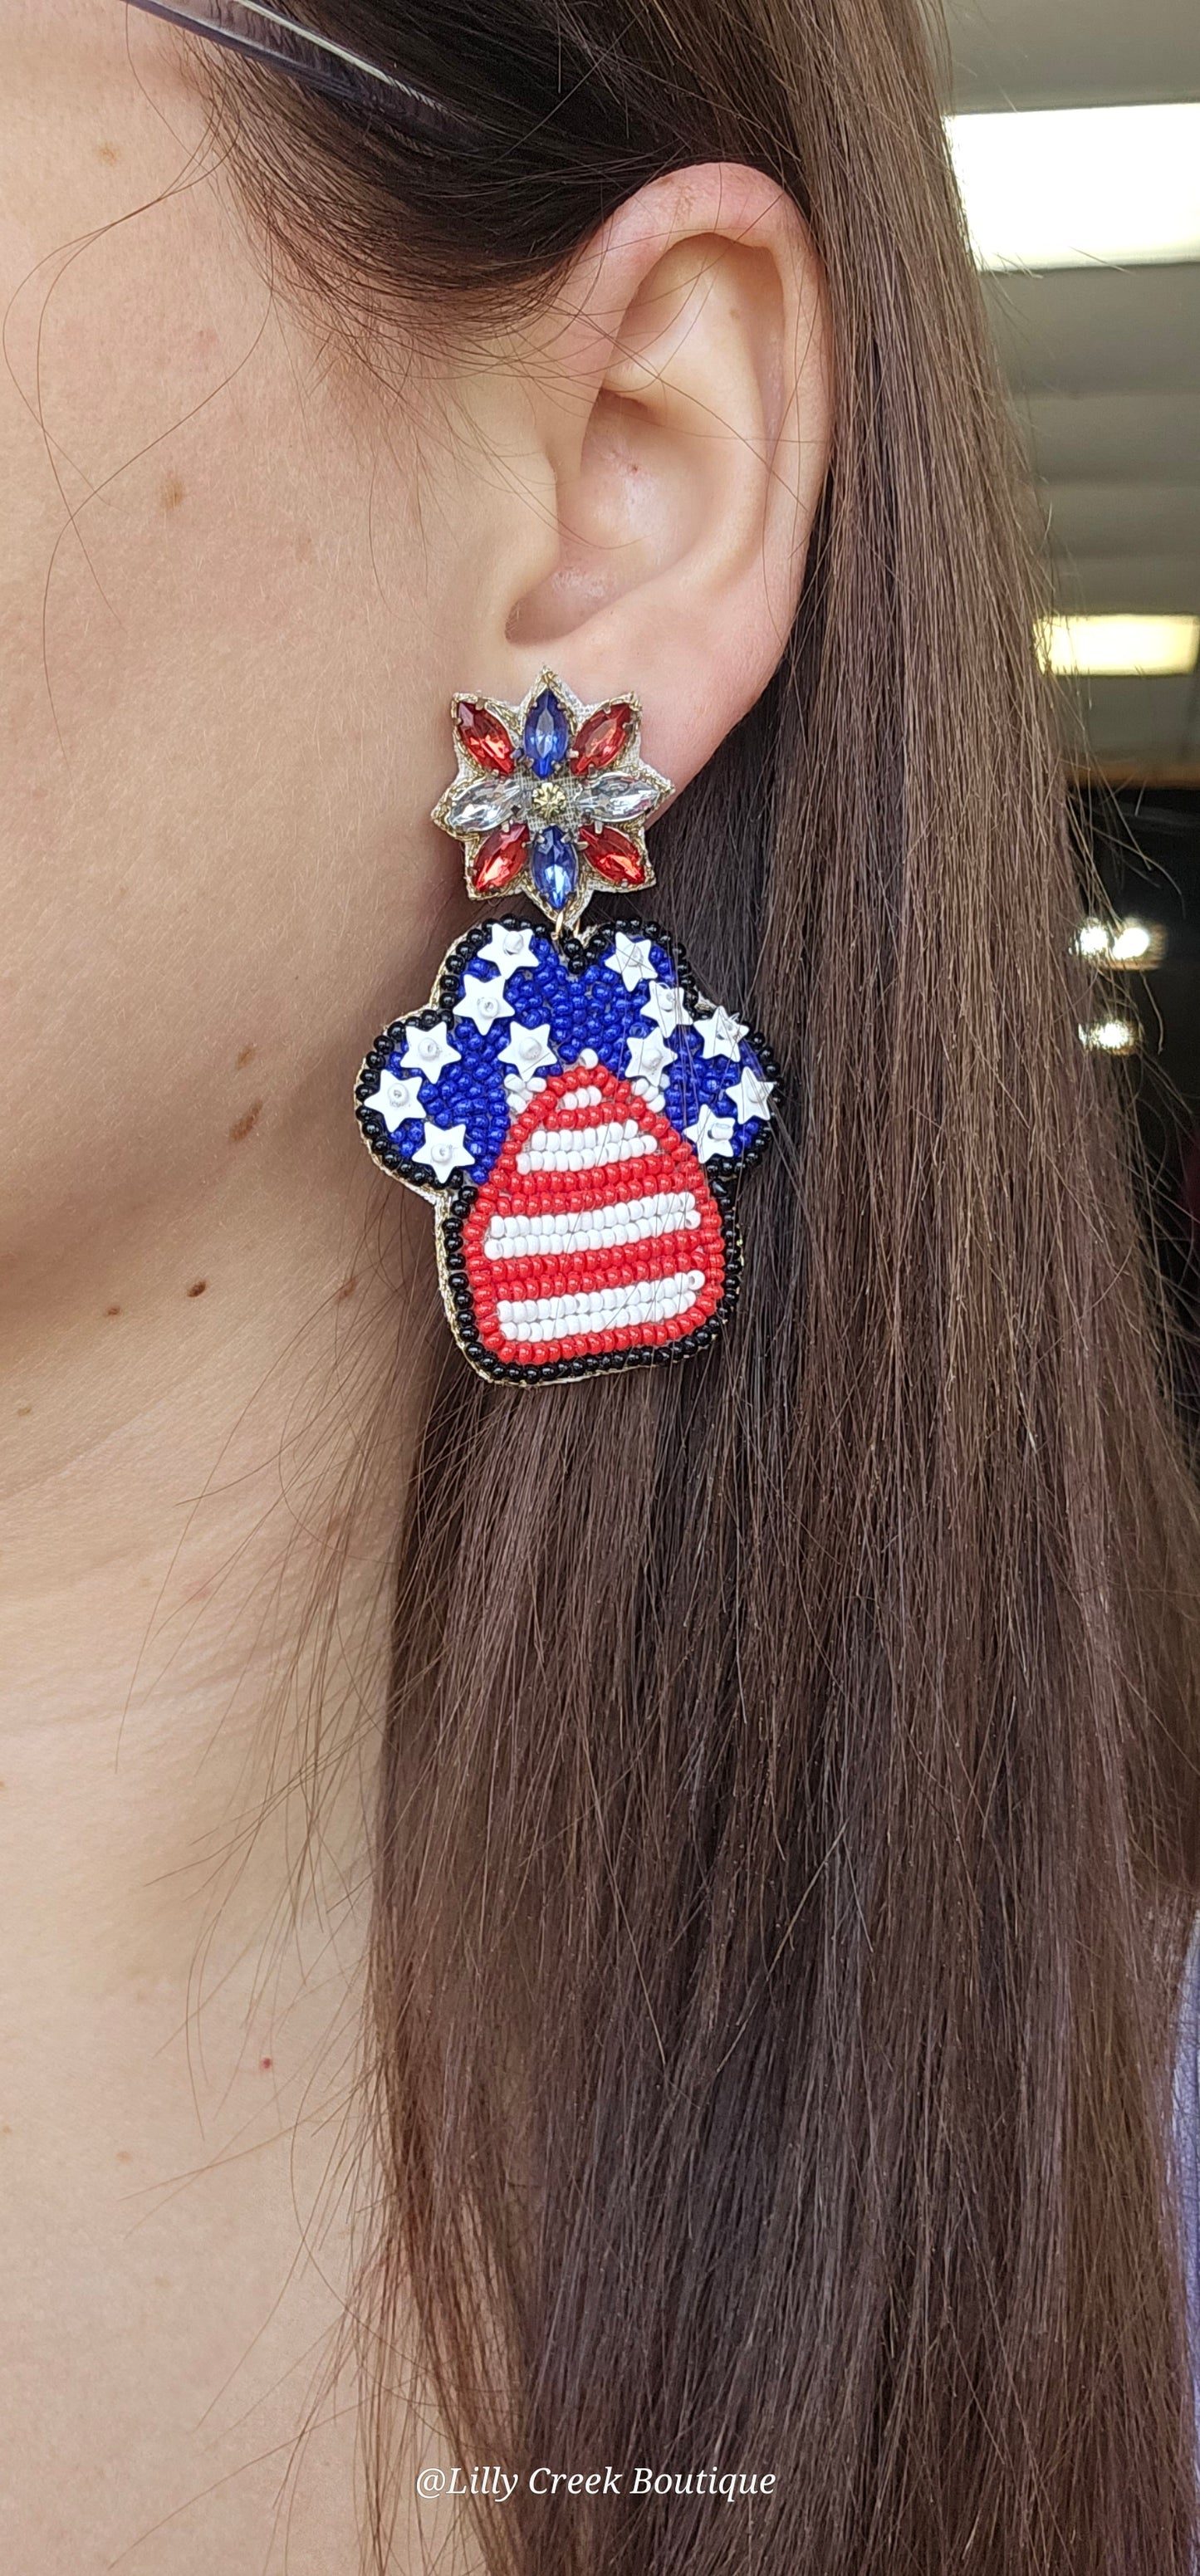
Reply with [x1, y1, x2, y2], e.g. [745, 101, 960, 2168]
[484, 1234, 717, 1288]
[456, 701, 515, 773]
[460, 1063, 727, 1368]
[579, 824, 647, 888]
[473, 820, 530, 892]
[569, 702, 634, 777]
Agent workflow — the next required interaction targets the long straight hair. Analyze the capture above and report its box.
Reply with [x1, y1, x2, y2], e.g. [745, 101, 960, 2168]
[208, 3, 1200, 2566]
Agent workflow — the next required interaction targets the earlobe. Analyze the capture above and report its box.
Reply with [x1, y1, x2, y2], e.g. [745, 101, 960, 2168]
[503, 164, 830, 795]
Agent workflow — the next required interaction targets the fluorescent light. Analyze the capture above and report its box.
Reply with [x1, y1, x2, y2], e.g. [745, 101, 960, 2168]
[1079, 1016, 1140, 1055]
[948, 102, 1200, 271]
[1037, 615, 1200, 677]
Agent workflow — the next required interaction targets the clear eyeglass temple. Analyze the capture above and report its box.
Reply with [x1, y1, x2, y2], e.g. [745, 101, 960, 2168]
[120, 0, 453, 123]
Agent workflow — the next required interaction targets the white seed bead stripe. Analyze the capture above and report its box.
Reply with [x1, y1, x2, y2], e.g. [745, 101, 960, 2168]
[495, 1270, 707, 1344]
[482, 1192, 701, 1261]
[556, 1085, 605, 1109]
[516, 1119, 660, 1173]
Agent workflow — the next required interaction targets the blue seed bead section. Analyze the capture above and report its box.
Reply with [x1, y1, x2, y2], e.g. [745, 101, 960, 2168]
[530, 826, 577, 913]
[523, 688, 570, 777]
[362, 917, 774, 1201]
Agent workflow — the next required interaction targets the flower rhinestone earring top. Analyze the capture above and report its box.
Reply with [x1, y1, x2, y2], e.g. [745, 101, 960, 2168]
[355, 672, 776, 1384]
[432, 672, 671, 932]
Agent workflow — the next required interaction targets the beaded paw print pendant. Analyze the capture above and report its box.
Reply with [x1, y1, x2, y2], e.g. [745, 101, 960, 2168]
[355, 672, 776, 1384]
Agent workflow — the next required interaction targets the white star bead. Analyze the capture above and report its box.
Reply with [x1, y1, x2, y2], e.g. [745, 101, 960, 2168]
[476, 924, 541, 982]
[625, 1027, 676, 1090]
[414, 1119, 474, 1180]
[401, 1020, 460, 1082]
[639, 978, 694, 1038]
[695, 1005, 749, 1060]
[453, 973, 514, 1035]
[362, 1070, 425, 1134]
[498, 1020, 557, 1080]
[684, 1104, 737, 1163]
[725, 1065, 775, 1126]
[604, 932, 658, 992]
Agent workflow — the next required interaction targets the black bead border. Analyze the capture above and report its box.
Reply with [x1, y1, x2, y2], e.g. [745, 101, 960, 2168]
[354, 912, 778, 1385]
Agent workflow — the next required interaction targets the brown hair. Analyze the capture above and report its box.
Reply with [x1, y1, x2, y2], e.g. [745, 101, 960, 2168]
[208, 3, 1200, 2567]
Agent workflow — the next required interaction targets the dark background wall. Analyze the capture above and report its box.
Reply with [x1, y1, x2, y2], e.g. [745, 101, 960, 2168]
[1080, 783, 1200, 1432]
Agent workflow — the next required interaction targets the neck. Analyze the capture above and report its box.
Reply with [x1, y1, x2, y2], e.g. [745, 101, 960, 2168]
[0, 1116, 424, 2003]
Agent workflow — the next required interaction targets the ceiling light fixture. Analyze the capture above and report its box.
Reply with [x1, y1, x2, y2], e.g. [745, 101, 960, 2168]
[1075, 920, 1110, 957]
[1038, 615, 1200, 678]
[1109, 921, 1158, 966]
[1079, 1016, 1141, 1055]
[948, 101, 1200, 272]
[1073, 918, 1165, 970]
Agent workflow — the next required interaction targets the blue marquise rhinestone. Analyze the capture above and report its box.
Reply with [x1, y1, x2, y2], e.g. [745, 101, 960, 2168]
[523, 688, 570, 778]
[530, 825, 578, 913]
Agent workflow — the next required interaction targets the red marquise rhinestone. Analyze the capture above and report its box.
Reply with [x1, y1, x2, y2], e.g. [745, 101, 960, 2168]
[579, 823, 647, 888]
[569, 702, 634, 776]
[457, 701, 515, 773]
[473, 820, 530, 892]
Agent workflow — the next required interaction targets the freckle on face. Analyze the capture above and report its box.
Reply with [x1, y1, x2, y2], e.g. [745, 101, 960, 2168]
[159, 473, 185, 512]
[229, 1099, 262, 1144]
[236, 1043, 257, 1070]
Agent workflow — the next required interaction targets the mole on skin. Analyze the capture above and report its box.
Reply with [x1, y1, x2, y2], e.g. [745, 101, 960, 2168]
[186, 1280, 207, 1299]
[229, 1101, 262, 1144]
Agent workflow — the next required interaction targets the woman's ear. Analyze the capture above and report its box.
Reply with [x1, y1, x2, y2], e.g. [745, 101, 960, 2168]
[454, 163, 830, 797]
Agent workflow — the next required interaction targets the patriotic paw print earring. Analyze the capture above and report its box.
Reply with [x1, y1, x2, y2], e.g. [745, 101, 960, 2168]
[355, 671, 776, 1384]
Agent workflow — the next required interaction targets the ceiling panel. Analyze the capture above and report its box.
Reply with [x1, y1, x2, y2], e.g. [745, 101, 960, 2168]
[1056, 673, 1200, 761]
[983, 268, 1200, 397]
[1040, 556, 1200, 618]
[1016, 394, 1200, 481]
[942, 0, 1200, 112]
[939, 4, 1200, 766]
[1041, 484, 1200, 560]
